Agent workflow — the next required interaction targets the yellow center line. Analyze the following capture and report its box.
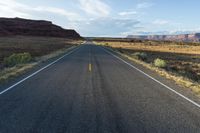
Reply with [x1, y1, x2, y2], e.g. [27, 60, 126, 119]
[89, 63, 92, 72]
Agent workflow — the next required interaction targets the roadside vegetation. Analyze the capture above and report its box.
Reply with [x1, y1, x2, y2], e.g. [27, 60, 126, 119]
[132, 52, 147, 61]
[95, 38, 200, 96]
[154, 58, 167, 68]
[4, 53, 32, 67]
[0, 36, 82, 83]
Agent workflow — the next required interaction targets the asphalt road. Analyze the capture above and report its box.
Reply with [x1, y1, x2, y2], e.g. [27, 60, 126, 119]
[0, 42, 200, 133]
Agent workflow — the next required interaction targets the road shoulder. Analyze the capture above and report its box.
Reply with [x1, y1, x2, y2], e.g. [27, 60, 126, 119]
[99, 45, 200, 109]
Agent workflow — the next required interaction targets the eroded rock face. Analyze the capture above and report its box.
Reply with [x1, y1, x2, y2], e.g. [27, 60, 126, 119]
[127, 33, 200, 42]
[0, 17, 81, 38]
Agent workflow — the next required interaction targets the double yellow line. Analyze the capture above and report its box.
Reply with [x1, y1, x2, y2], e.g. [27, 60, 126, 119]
[89, 63, 92, 72]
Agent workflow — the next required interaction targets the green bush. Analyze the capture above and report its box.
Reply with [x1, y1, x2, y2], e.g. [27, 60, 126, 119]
[105, 43, 109, 46]
[132, 52, 147, 61]
[154, 58, 167, 68]
[4, 53, 32, 67]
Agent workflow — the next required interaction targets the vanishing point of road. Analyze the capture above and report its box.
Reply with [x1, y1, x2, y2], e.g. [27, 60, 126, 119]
[0, 42, 199, 133]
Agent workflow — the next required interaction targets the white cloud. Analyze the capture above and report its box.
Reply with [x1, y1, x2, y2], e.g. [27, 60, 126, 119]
[0, 0, 31, 18]
[34, 7, 80, 20]
[131, 30, 200, 35]
[168, 28, 200, 35]
[0, 0, 80, 20]
[75, 17, 140, 37]
[137, 2, 154, 9]
[2, 0, 185, 37]
[152, 19, 169, 25]
[119, 11, 137, 16]
[79, 0, 110, 17]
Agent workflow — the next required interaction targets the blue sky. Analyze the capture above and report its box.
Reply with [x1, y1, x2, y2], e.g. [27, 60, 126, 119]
[0, 0, 200, 37]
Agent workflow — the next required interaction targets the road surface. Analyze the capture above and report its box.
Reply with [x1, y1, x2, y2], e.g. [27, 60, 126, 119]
[0, 42, 199, 133]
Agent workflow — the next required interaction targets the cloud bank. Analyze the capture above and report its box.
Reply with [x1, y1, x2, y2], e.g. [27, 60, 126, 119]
[0, 0, 197, 37]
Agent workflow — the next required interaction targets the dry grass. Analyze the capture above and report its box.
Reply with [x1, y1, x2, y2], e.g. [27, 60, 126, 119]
[0, 36, 81, 66]
[97, 41, 200, 55]
[0, 46, 78, 83]
[0, 63, 37, 83]
[121, 53, 200, 96]
[96, 41, 200, 96]
[0, 36, 82, 83]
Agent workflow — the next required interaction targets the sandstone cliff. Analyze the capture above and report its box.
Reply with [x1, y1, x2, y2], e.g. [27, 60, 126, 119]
[0, 17, 81, 39]
[127, 33, 200, 42]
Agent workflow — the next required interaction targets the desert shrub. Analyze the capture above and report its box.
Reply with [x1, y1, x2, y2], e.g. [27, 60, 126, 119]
[4, 53, 32, 67]
[154, 58, 167, 68]
[132, 52, 147, 61]
[184, 67, 199, 82]
[105, 43, 109, 46]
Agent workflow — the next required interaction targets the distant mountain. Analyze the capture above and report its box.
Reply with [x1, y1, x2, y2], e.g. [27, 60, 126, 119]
[0, 17, 81, 39]
[127, 33, 200, 42]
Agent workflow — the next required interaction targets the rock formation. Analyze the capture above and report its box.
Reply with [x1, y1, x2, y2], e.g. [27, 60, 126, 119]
[0, 17, 81, 39]
[127, 33, 200, 42]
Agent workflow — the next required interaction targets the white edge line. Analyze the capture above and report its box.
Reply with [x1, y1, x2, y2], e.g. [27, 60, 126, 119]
[0, 45, 82, 95]
[100, 46, 200, 109]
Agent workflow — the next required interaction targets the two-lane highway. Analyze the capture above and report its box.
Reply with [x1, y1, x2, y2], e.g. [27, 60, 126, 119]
[0, 42, 199, 132]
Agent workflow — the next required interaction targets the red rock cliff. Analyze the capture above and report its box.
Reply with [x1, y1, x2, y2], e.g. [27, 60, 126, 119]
[127, 33, 200, 42]
[0, 17, 81, 39]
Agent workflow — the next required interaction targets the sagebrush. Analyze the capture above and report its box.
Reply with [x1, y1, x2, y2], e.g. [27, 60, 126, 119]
[4, 53, 32, 67]
[132, 52, 147, 61]
[154, 58, 167, 68]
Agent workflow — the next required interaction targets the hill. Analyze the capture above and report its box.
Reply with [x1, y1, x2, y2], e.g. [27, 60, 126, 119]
[127, 33, 200, 42]
[0, 17, 81, 39]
